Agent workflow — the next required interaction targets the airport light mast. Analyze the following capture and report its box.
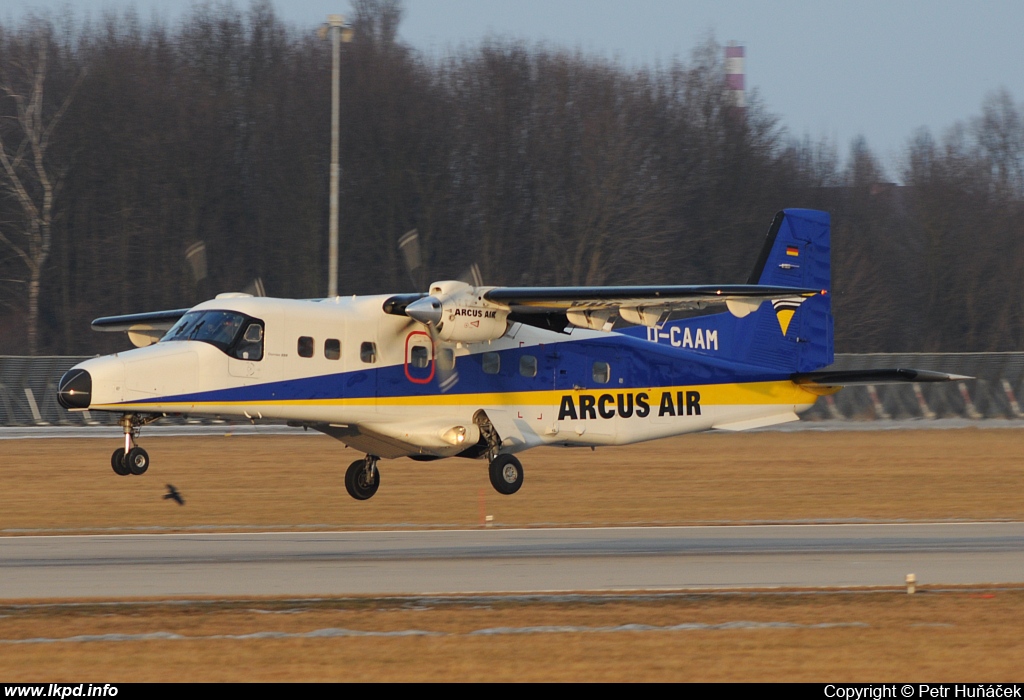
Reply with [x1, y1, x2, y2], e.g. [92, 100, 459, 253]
[323, 14, 353, 298]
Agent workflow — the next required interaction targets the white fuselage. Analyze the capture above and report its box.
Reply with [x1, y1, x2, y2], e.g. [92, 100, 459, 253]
[69, 295, 820, 459]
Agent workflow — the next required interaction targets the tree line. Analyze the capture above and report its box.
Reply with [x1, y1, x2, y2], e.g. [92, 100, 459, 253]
[0, 0, 1021, 355]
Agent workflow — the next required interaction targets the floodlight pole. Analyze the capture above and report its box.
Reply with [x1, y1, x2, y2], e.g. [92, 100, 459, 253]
[326, 14, 352, 298]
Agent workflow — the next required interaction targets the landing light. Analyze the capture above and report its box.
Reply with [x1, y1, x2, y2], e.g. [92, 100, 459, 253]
[442, 426, 468, 446]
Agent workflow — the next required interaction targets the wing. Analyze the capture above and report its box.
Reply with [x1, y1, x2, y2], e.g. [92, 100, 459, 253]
[91, 308, 191, 332]
[91, 308, 191, 348]
[483, 284, 824, 331]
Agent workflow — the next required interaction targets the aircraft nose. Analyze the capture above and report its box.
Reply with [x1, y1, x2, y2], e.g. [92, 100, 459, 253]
[58, 368, 92, 409]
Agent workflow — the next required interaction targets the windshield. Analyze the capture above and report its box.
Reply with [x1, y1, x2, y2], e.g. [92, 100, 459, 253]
[162, 310, 250, 353]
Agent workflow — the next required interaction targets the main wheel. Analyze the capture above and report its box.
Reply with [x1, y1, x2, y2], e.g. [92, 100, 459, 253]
[345, 459, 380, 500]
[488, 454, 523, 495]
[111, 448, 130, 476]
[126, 447, 150, 475]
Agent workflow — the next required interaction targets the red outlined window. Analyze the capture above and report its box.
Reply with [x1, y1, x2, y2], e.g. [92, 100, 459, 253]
[404, 331, 434, 384]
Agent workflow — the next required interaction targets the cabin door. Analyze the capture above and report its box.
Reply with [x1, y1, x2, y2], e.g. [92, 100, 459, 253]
[404, 331, 434, 385]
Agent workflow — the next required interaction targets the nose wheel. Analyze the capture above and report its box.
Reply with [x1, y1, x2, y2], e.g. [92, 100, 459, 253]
[111, 414, 158, 476]
[111, 448, 130, 476]
[111, 446, 150, 476]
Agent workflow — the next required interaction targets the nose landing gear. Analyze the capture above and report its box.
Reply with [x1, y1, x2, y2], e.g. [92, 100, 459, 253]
[110, 414, 159, 476]
[111, 448, 130, 476]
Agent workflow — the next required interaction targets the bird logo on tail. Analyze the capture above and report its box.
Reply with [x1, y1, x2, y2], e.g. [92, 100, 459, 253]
[771, 297, 807, 336]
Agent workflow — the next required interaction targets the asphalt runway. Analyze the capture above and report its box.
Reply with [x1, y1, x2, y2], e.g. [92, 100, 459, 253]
[2, 523, 1022, 599]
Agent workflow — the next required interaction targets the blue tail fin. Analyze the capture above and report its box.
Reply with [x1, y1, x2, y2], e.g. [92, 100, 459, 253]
[747, 209, 831, 290]
[630, 209, 833, 373]
[741, 208, 832, 371]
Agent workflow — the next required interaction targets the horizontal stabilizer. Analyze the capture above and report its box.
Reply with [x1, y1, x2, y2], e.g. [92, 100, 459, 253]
[792, 368, 972, 388]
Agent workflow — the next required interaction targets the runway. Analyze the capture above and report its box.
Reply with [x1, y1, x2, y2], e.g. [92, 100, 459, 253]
[2, 523, 1022, 599]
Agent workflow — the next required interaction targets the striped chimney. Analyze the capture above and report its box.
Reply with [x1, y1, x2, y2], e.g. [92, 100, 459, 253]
[725, 42, 745, 109]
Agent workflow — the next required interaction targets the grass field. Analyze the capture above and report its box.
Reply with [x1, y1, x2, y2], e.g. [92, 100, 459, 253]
[1, 427, 1022, 681]
[1, 589, 1022, 681]
[1, 428, 1022, 532]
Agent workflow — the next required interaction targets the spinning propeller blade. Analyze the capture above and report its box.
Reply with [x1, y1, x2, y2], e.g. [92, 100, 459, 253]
[242, 277, 266, 297]
[398, 231, 486, 394]
[406, 296, 460, 393]
[399, 229, 424, 289]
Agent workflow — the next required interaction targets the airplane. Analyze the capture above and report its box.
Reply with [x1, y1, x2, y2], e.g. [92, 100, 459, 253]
[57, 209, 966, 500]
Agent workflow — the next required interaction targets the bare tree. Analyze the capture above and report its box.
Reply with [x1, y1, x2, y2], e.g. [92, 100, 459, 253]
[0, 26, 81, 354]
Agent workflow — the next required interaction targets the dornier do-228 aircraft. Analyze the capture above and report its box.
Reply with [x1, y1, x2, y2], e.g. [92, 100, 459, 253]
[58, 209, 965, 500]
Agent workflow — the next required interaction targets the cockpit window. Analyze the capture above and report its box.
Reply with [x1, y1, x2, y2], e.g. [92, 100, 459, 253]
[161, 310, 264, 361]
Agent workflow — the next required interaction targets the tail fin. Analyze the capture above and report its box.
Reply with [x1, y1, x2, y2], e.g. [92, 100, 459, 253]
[747, 208, 830, 290]
[742, 208, 832, 372]
[639, 209, 833, 373]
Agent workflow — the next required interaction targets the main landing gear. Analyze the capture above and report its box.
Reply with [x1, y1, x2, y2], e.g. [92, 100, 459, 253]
[111, 414, 158, 477]
[488, 454, 524, 495]
[345, 455, 380, 500]
[477, 410, 524, 496]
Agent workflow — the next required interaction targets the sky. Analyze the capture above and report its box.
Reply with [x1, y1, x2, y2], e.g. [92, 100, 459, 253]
[3, 0, 1024, 178]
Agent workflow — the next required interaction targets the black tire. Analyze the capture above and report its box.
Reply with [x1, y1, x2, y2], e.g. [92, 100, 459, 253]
[127, 447, 150, 475]
[488, 454, 523, 495]
[345, 459, 380, 500]
[111, 448, 130, 476]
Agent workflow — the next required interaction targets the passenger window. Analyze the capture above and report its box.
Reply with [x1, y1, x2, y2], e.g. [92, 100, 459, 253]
[482, 352, 500, 375]
[360, 342, 377, 364]
[437, 347, 455, 372]
[519, 355, 537, 377]
[298, 336, 314, 358]
[324, 338, 340, 360]
[593, 361, 610, 384]
[410, 345, 429, 368]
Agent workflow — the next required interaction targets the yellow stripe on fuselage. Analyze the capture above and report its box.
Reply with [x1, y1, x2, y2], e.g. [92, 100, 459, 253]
[96, 380, 818, 411]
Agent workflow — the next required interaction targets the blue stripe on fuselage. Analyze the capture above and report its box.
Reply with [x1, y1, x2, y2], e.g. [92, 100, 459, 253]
[128, 332, 792, 406]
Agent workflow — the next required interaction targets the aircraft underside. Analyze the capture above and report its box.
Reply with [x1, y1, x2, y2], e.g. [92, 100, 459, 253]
[78, 377, 817, 499]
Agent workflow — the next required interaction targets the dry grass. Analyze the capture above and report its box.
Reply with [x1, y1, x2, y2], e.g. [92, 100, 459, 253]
[1, 428, 1022, 532]
[0, 589, 1021, 681]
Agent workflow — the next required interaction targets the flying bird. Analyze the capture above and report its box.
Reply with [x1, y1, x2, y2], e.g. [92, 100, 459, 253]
[163, 484, 185, 505]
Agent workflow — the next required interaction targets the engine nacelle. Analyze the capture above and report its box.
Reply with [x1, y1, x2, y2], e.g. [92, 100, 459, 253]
[406, 280, 510, 343]
[437, 303, 509, 342]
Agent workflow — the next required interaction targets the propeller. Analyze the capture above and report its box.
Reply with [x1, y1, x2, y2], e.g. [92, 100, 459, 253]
[399, 229, 482, 289]
[186, 240, 266, 299]
[405, 294, 459, 392]
[242, 277, 266, 297]
[186, 241, 209, 301]
[397, 229, 489, 393]
[460, 262, 483, 287]
[398, 229, 424, 289]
